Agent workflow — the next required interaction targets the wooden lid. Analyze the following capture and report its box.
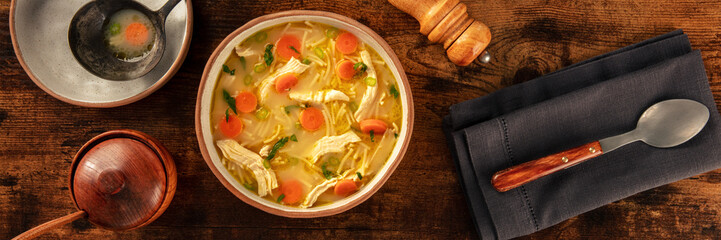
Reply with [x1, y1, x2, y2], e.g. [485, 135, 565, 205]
[68, 130, 176, 230]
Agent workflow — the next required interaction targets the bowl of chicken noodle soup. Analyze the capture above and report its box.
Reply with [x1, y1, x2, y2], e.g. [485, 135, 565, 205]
[196, 10, 413, 217]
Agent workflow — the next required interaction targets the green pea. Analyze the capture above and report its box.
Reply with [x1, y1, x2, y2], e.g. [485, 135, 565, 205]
[254, 31, 268, 42]
[253, 63, 266, 73]
[243, 75, 253, 86]
[313, 47, 325, 59]
[255, 107, 269, 120]
[325, 27, 339, 39]
[108, 23, 121, 35]
[364, 77, 377, 87]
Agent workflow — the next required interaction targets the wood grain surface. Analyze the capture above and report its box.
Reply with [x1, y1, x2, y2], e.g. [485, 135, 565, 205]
[2, 0, 721, 239]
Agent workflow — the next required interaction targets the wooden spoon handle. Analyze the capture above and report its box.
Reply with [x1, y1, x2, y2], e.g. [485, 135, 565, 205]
[12, 211, 87, 240]
[491, 142, 603, 192]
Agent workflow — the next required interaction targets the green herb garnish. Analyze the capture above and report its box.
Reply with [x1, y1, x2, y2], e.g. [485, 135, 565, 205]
[264, 44, 274, 66]
[356, 172, 363, 180]
[302, 58, 311, 65]
[295, 121, 302, 129]
[108, 23, 121, 35]
[255, 107, 269, 120]
[353, 62, 367, 74]
[314, 47, 325, 59]
[284, 105, 301, 114]
[266, 137, 290, 161]
[394, 133, 398, 138]
[239, 56, 246, 70]
[389, 85, 399, 99]
[325, 27, 340, 39]
[290, 134, 298, 142]
[263, 160, 271, 169]
[224, 108, 230, 122]
[370, 130, 375, 142]
[321, 163, 334, 179]
[243, 75, 253, 86]
[222, 89, 237, 114]
[253, 63, 266, 73]
[222, 64, 235, 75]
[254, 31, 268, 42]
[243, 183, 255, 191]
[364, 77, 377, 87]
[289, 46, 300, 54]
[277, 194, 286, 203]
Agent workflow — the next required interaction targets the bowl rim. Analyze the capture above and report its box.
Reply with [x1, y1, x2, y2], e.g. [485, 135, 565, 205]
[195, 10, 414, 218]
[9, 0, 194, 108]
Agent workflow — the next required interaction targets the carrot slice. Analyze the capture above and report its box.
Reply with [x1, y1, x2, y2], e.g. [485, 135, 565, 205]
[219, 115, 243, 138]
[335, 60, 356, 81]
[334, 179, 358, 197]
[359, 119, 387, 134]
[125, 22, 149, 46]
[276, 35, 302, 60]
[280, 180, 303, 204]
[275, 73, 299, 93]
[235, 91, 257, 113]
[300, 107, 324, 131]
[335, 32, 358, 55]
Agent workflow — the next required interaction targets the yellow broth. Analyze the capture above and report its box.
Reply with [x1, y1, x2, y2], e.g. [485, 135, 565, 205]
[210, 21, 402, 208]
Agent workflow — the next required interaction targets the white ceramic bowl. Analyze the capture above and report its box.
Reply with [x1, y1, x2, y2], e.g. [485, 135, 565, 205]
[10, 0, 193, 107]
[195, 10, 414, 217]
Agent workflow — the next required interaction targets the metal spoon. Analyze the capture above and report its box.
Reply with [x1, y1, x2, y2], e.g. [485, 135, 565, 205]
[491, 99, 710, 192]
[68, 0, 181, 80]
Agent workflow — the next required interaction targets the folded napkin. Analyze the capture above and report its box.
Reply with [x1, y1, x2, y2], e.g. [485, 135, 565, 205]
[443, 30, 721, 239]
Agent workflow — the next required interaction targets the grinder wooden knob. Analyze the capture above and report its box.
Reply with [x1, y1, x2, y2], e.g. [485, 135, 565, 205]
[388, 0, 492, 66]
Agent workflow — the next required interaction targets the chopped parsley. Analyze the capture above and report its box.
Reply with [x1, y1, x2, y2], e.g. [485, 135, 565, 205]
[222, 64, 235, 75]
[284, 105, 302, 114]
[243, 183, 255, 191]
[289, 46, 300, 54]
[264, 44, 274, 66]
[302, 58, 311, 65]
[254, 31, 268, 42]
[394, 133, 399, 138]
[356, 172, 363, 180]
[370, 130, 375, 142]
[290, 134, 298, 142]
[321, 163, 334, 179]
[277, 194, 286, 203]
[266, 136, 289, 161]
[224, 108, 230, 122]
[389, 85, 400, 99]
[353, 62, 367, 75]
[239, 56, 246, 70]
[222, 89, 237, 114]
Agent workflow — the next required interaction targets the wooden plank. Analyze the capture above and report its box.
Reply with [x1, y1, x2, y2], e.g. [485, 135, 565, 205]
[1, 0, 720, 239]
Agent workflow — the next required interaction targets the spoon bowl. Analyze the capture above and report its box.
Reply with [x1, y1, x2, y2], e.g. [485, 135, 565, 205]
[636, 99, 710, 148]
[68, 0, 180, 80]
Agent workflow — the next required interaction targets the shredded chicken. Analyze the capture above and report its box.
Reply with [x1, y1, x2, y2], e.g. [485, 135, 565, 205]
[216, 140, 278, 197]
[310, 131, 361, 163]
[300, 171, 354, 208]
[300, 178, 338, 208]
[258, 57, 311, 103]
[258, 144, 272, 158]
[289, 89, 350, 103]
[235, 46, 260, 58]
[354, 50, 379, 121]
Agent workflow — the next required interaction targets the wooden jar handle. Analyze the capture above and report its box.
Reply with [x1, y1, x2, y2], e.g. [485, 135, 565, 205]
[13, 211, 87, 240]
[491, 142, 604, 192]
[387, 0, 491, 66]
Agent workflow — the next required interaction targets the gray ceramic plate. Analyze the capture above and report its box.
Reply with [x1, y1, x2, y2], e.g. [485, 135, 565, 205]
[10, 0, 193, 108]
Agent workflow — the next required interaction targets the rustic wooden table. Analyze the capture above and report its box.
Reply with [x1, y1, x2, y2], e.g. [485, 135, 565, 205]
[2, 0, 721, 239]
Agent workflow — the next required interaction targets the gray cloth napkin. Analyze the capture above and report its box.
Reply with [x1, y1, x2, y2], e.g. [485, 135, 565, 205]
[443, 30, 721, 239]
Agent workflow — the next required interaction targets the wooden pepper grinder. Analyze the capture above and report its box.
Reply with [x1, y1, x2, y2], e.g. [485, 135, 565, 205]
[388, 0, 492, 66]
